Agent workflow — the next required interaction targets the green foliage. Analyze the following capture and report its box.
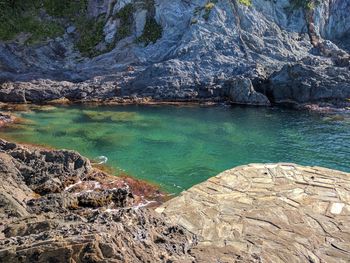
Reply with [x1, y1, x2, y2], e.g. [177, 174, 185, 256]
[287, 0, 320, 11]
[238, 0, 252, 7]
[203, 2, 215, 20]
[137, 17, 162, 45]
[115, 3, 134, 40]
[75, 17, 105, 57]
[0, 0, 64, 42]
[193, 1, 218, 21]
[43, 0, 87, 18]
[0, 0, 106, 57]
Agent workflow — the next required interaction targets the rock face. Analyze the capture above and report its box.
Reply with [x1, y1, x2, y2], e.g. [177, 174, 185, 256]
[263, 58, 350, 104]
[0, 140, 196, 262]
[0, 0, 349, 107]
[157, 163, 350, 262]
[224, 77, 270, 106]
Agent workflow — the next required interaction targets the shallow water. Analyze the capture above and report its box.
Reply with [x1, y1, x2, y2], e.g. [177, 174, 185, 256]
[2, 105, 350, 194]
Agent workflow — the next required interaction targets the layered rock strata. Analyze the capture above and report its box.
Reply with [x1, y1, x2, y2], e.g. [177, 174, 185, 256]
[0, 0, 349, 107]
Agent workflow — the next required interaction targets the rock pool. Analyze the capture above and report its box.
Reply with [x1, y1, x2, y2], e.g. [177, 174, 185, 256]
[2, 105, 349, 194]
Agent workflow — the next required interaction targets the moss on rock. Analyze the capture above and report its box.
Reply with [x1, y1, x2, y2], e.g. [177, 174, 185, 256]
[0, 0, 65, 43]
[115, 3, 134, 40]
[137, 17, 162, 45]
[238, 0, 252, 7]
[287, 0, 320, 11]
[75, 16, 105, 57]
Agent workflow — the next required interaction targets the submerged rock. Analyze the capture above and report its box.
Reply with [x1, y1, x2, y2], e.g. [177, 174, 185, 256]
[157, 163, 350, 262]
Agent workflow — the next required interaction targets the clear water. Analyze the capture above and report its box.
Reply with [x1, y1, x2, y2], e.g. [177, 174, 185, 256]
[2, 105, 350, 194]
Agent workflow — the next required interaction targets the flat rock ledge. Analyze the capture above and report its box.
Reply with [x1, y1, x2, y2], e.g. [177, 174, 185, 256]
[157, 163, 350, 263]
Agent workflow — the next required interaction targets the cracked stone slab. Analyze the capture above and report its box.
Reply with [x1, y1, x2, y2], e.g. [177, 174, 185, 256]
[157, 163, 350, 262]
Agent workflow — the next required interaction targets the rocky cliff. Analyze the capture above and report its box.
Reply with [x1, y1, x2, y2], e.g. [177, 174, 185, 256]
[0, 0, 349, 106]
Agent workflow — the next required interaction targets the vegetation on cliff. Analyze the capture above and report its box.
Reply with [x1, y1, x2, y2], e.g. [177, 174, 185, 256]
[115, 3, 134, 40]
[0, 0, 104, 56]
[0, 0, 66, 43]
[137, 17, 163, 45]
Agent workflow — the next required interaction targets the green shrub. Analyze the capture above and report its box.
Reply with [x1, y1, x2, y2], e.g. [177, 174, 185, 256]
[203, 2, 215, 20]
[0, 0, 84, 42]
[238, 0, 252, 7]
[75, 17, 105, 57]
[115, 3, 134, 40]
[287, 0, 320, 11]
[0, 1, 64, 43]
[193, 1, 218, 21]
[137, 17, 162, 45]
[43, 0, 87, 18]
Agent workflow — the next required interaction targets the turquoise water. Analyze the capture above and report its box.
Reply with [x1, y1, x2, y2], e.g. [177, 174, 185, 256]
[2, 105, 350, 193]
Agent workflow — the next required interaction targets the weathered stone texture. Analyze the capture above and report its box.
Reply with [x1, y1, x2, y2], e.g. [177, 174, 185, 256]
[158, 163, 350, 262]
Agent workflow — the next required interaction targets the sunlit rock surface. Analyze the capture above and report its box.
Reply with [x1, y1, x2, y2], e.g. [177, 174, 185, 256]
[0, 0, 349, 106]
[0, 139, 196, 262]
[157, 163, 350, 262]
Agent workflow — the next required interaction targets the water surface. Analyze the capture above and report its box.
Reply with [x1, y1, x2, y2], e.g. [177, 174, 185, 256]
[2, 105, 349, 193]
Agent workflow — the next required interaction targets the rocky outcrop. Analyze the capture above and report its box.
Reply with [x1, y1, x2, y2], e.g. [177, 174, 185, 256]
[0, 140, 196, 262]
[2, 139, 350, 262]
[157, 163, 350, 262]
[263, 57, 350, 105]
[0, 112, 15, 127]
[0, 0, 349, 107]
[1, 209, 195, 263]
[224, 77, 270, 106]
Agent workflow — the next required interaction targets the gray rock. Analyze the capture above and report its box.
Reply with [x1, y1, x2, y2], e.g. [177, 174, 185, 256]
[103, 18, 118, 44]
[87, 0, 110, 18]
[0, 139, 92, 195]
[0, 0, 349, 106]
[0, 139, 196, 263]
[224, 77, 270, 106]
[66, 26, 76, 34]
[265, 59, 350, 104]
[134, 9, 147, 37]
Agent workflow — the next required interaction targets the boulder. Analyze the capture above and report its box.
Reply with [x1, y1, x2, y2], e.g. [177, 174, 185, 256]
[224, 77, 270, 106]
[265, 59, 350, 104]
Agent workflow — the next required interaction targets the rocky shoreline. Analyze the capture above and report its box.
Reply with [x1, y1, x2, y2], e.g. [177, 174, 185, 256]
[1, 0, 349, 109]
[0, 139, 197, 262]
[0, 138, 349, 262]
[0, 0, 349, 261]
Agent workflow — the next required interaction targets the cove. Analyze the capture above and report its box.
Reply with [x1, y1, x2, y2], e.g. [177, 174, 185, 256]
[1, 104, 350, 194]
